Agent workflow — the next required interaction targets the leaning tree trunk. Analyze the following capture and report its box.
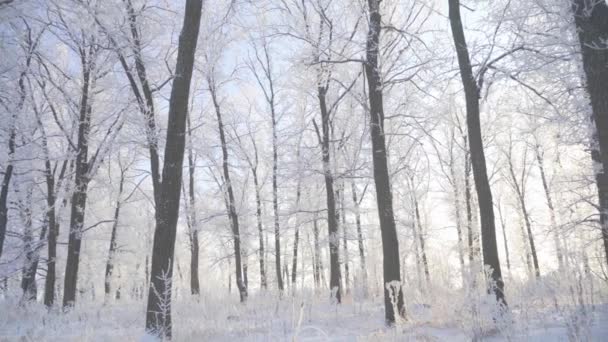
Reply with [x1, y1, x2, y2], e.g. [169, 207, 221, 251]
[145, 0, 202, 337]
[571, 0, 608, 267]
[318, 87, 342, 303]
[534, 144, 564, 270]
[365, 0, 405, 324]
[507, 154, 540, 278]
[448, 0, 506, 306]
[125, 0, 161, 207]
[496, 201, 511, 273]
[63, 48, 95, 308]
[211, 83, 247, 302]
[463, 145, 476, 266]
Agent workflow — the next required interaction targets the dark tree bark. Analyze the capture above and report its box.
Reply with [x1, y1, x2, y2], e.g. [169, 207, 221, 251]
[104, 167, 125, 298]
[312, 214, 321, 288]
[186, 116, 200, 296]
[365, 0, 405, 324]
[448, 0, 506, 306]
[463, 141, 476, 265]
[20, 189, 39, 302]
[0, 32, 35, 259]
[63, 44, 96, 308]
[36, 108, 68, 306]
[339, 183, 350, 293]
[145, 0, 202, 337]
[571, 0, 608, 267]
[209, 80, 247, 302]
[315, 86, 342, 303]
[250, 149, 267, 289]
[125, 0, 161, 207]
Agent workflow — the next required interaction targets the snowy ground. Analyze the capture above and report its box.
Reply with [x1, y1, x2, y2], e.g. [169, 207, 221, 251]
[1, 283, 607, 341]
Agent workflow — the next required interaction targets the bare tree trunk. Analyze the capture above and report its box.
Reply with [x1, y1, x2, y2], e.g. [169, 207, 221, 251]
[252, 168, 266, 289]
[534, 143, 564, 270]
[313, 214, 321, 288]
[351, 181, 368, 291]
[105, 169, 125, 298]
[448, 142, 466, 282]
[448, 0, 506, 306]
[464, 143, 476, 266]
[20, 189, 38, 302]
[413, 192, 430, 284]
[496, 200, 511, 273]
[145, 1, 202, 337]
[572, 0, 608, 268]
[272, 103, 283, 293]
[0, 39, 33, 259]
[35, 105, 67, 306]
[186, 116, 200, 295]
[291, 180, 301, 286]
[506, 149, 540, 278]
[365, 0, 405, 324]
[210, 81, 247, 302]
[316, 87, 342, 303]
[340, 183, 350, 293]
[63, 45, 96, 308]
[125, 0, 161, 207]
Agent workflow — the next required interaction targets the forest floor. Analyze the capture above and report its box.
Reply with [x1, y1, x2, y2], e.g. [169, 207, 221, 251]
[1, 286, 607, 341]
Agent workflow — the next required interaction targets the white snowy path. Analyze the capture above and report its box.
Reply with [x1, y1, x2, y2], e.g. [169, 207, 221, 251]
[1, 291, 607, 341]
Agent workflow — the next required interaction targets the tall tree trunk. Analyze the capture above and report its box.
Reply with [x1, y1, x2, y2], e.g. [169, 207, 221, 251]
[496, 201, 511, 273]
[210, 82, 247, 302]
[448, 145, 466, 282]
[105, 169, 125, 298]
[464, 142, 475, 265]
[340, 183, 350, 293]
[572, 0, 608, 267]
[35, 107, 67, 306]
[63, 47, 95, 308]
[271, 98, 283, 293]
[20, 189, 38, 302]
[351, 181, 368, 291]
[413, 193, 430, 284]
[448, 0, 506, 306]
[313, 214, 321, 288]
[534, 143, 564, 270]
[186, 116, 200, 295]
[145, 1, 202, 337]
[125, 0, 161, 207]
[507, 153, 540, 278]
[365, 0, 405, 324]
[252, 168, 266, 289]
[291, 180, 301, 286]
[317, 88, 342, 303]
[0, 114, 16, 260]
